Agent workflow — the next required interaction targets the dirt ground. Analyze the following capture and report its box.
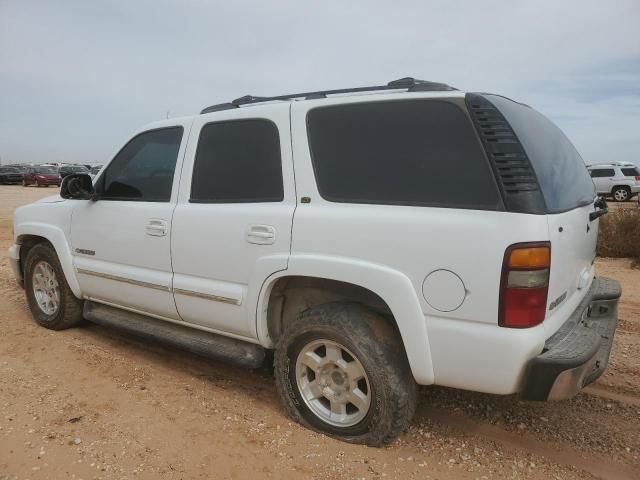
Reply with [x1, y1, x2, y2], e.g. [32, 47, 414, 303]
[0, 185, 638, 480]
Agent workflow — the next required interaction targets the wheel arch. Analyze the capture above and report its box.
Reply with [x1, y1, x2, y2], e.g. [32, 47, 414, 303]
[256, 255, 434, 385]
[611, 184, 631, 194]
[15, 224, 82, 298]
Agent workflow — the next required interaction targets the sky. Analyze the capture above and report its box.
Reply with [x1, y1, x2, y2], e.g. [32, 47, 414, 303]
[1, 0, 639, 166]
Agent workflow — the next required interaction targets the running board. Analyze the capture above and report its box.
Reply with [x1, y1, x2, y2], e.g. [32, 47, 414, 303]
[83, 301, 266, 368]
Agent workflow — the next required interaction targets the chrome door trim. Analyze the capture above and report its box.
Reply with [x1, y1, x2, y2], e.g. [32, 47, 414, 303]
[75, 268, 170, 292]
[173, 288, 241, 305]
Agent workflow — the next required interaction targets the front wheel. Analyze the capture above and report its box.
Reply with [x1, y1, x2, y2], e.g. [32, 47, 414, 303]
[24, 243, 84, 330]
[274, 303, 417, 446]
[612, 186, 631, 202]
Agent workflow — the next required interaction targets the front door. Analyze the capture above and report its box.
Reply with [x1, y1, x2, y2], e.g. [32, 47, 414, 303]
[171, 105, 295, 339]
[71, 124, 189, 319]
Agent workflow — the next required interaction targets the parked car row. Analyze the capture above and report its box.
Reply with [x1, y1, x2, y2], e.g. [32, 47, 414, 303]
[0, 164, 103, 187]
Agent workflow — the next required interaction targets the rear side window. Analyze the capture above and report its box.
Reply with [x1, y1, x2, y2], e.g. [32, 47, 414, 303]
[486, 95, 595, 213]
[191, 119, 283, 203]
[621, 167, 639, 177]
[590, 169, 615, 178]
[306, 100, 501, 209]
[101, 127, 183, 202]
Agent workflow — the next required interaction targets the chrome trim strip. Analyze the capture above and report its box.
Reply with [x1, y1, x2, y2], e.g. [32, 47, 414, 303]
[75, 268, 170, 292]
[173, 287, 241, 305]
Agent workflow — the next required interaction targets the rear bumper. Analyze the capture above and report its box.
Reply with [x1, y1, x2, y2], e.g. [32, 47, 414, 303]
[521, 277, 620, 401]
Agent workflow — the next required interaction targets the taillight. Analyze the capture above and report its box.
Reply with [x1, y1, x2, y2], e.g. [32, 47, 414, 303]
[499, 242, 550, 328]
[635, 176, 640, 182]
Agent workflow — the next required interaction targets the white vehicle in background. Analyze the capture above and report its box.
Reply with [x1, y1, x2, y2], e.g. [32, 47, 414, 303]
[587, 162, 640, 201]
[7, 78, 621, 445]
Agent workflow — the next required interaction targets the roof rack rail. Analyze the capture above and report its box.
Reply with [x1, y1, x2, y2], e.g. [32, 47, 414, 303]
[587, 161, 635, 167]
[200, 77, 457, 114]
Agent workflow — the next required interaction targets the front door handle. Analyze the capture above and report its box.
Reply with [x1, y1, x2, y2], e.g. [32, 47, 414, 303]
[146, 219, 168, 237]
[247, 225, 275, 245]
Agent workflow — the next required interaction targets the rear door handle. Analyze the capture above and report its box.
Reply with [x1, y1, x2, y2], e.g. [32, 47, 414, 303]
[247, 225, 275, 245]
[146, 219, 168, 237]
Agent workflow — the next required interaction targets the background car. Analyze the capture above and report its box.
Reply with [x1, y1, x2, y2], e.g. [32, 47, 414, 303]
[89, 164, 103, 178]
[0, 166, 24, 184]
[588, 162, 640, 201]
[22, 166, 62, 187]
[58, 164, 89, 179]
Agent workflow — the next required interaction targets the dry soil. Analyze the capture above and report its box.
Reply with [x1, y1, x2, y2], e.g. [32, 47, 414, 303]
[1, 185, 638, 480]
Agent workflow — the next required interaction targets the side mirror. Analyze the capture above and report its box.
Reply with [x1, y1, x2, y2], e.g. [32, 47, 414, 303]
[60, 174, 95, 200]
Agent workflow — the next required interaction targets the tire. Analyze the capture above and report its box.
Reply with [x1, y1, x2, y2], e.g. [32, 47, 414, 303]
[24, 243, 84, 330]
[274, 302, 417, 446]
[612, 186, 631, 202]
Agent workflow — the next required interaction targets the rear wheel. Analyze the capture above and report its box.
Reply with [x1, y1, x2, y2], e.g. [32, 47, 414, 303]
[24, 243, 84, 330]
[612, 186, 630, 202]
[274, 303, 417, 446]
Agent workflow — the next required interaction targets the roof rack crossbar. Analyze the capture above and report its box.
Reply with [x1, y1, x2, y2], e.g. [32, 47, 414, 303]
[200, 77, 457, 114]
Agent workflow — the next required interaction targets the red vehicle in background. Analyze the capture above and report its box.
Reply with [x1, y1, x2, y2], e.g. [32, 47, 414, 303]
[22, 166, 62, 187]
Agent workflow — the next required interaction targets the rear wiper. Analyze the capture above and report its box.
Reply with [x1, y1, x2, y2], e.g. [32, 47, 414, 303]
[589, 196, 608, 222]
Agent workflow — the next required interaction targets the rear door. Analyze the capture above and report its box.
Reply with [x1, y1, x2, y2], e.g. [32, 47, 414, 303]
[589, 168, 615, 194]
[170, 104, 295, 339]
[486, 95, 598, 335]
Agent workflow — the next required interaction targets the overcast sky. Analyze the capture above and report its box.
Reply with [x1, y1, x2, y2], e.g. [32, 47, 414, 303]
[1, 0, 639, 166]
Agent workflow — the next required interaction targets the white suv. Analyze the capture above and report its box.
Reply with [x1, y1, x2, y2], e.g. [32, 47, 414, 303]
[588, 162, 640, 201]
[7, 78, 620, 445]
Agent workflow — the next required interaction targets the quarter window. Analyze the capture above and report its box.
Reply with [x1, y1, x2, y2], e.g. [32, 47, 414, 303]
[100, 127, 183, 202]
[621, 167, 639, 177]
[589, 169, 615, 178]
[190, 119, 283, 203]
[306, 100, 502, 209]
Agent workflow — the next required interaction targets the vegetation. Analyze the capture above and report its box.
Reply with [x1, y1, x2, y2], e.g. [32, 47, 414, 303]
[597, 203, 640, 260]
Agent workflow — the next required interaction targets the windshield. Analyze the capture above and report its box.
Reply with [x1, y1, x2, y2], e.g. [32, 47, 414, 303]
[35, 167, 59, 174]
[1, 167, 18, 173]
[66, 166, 88, 172]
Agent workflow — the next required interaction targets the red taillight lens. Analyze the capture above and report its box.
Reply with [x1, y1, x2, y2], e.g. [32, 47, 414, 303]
[499, 242, 551, 328]
[634, 176, 640, 182]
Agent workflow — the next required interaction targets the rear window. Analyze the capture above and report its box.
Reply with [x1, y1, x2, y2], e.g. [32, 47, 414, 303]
[486, 95, 594, 213]
[590, 169, 615, 177]
[621, 167, 639, 177]
[306, 100, 502, 209]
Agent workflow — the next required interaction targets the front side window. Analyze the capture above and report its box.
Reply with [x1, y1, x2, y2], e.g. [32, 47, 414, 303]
[306, 100, 502, 209]
[190, 119, 283, 203]
[590, 169, 615, 178]
[100, 127, 183, 202]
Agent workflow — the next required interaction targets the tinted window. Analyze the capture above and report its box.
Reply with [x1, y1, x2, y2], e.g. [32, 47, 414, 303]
[35, 167, 58, 174]
[306, 100, 501, 209]
[191, 119, 283, 203]
[486, 95, 594, 213]
[621, 167, 639, 177]
[590, 169, 615, 178]
[101, 127, 183, 202]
